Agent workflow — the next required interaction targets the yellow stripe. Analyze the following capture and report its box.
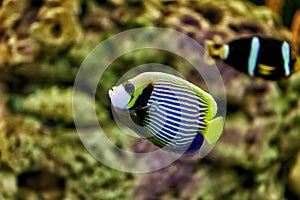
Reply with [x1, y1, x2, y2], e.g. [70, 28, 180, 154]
[149, 97, 206, 112]
[175, 138, 195, 144]
[145, 113, 205, 130]
[149, 100, 206, 112]
[147, 121, 198, 149]
[145, 114, 203, 136]
[148, 104, 208, 119]
[259, 64, 276, 71]
[145, 118, 180, 139]
[153, 89, 207, 106]
[146, 125, 172, 144]
[155, 84, 198, 96]
[258, 64, 275, 75]
[151, 90, 207, 106]
[148, 124, 197, 148]
[259, 69, 272, 75]
[156, 80, 207, 104]
[146, 121, 197, 150]
[145, 131, 167, 147]
[147, 107, 206, 124]
[146, 125, 182, 150]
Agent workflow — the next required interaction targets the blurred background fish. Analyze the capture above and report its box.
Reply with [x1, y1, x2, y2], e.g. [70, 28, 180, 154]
[205, 36, 300, 80]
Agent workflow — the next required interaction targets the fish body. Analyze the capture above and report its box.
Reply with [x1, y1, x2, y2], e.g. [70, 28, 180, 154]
[205, 36, 300, 80]
[109, 72, 223, 155]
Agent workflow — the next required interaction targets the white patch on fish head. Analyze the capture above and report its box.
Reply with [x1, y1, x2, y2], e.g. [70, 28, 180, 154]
[108, 84, 131, 110]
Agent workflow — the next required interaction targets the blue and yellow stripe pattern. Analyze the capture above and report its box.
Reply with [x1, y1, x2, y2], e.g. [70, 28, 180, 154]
[118, 72, 224, 156]
[142, 79, 208, 154]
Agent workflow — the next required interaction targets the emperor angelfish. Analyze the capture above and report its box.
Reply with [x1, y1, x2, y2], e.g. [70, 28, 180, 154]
[205, 36, 300, 80]
[109, 72, 224, 155]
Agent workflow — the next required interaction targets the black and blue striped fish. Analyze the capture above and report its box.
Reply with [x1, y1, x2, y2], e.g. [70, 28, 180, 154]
[205, 36, 300, 80]
[109, 72, 224, 155]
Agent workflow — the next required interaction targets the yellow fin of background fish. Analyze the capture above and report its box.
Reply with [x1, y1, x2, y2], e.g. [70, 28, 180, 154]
[203, 116, 224, 144]
[258, 64, 275, 75]
[295, 56, 300, 73]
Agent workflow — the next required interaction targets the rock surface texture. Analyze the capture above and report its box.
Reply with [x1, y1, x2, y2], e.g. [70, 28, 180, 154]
[0, 0, 299, 199]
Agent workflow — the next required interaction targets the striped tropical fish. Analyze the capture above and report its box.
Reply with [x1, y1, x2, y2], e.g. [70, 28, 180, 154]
[205, 36, 300, 80]
[109, 72, 224, 155]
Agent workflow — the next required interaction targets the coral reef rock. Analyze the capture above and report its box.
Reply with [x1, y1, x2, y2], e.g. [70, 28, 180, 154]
[0, 0, 299, 199]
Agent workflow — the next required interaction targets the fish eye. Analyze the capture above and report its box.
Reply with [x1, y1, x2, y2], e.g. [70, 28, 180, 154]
[124, 82, 135, 94]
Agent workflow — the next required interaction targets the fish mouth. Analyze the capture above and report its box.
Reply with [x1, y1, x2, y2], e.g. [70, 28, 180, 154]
[108, 89, 113, 98]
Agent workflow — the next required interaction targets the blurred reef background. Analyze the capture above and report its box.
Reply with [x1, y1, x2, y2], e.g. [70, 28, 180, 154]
[0, 0, 300, 199]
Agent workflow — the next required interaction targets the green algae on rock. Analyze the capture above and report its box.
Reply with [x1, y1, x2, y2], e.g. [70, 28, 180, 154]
[30, 0, 83, 60]
[0, 116, 54, 179]
[0, 0, 34, 67]
[288, 149, 300, 197]
[0, 0, 300, 199]
[0, 115, 135, 200]
[0, 171, 17, 200]
[9, 86, 109, 126]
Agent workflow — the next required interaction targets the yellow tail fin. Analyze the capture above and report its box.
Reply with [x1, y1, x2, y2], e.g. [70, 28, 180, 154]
[203, 117, 224, 144]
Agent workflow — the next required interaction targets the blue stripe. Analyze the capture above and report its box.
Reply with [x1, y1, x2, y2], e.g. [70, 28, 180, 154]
[159, 124, 198, 143]
[281, 41, 291, 76]
[147, 124, 173, 142]
[146, 109, 206, 133]
[148, 104, 207, 121]
[148, 126, 172, 145]
[149, 97, 206, 112]
[148, 109, 206, 124]
[149, 95, 201, 110]
[154, 92, 206, 108]
[146, 120, 176, 139]
[159, 117, 203, 130]
[148, 115, 202, 133]
[224, 45, 229, 59]
[155, 85, 207, 105]
[146, 122, 204, 153]
[154, 97, 205, 111]
[176, 138, 198, 147]
[147, 114, 204, 137]
[149, 107, 207, 123]
[141, 78, 210, 153]
[156, 101, 206, 115]
[151, 92, 207, 108]
[248, 37, 260, 76]
[159, 127, 177, 139]
[153, 90, 199, 102]
[163, 123, 179, 134]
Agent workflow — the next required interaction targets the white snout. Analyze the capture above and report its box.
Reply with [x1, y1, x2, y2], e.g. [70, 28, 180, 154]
[108, 85, 131, 110]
